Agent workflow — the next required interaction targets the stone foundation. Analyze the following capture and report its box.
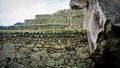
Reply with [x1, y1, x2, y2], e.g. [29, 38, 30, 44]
[0, 31, 94, 68]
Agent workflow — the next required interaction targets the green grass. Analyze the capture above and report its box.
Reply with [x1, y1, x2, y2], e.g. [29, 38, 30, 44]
[0, 30, 44, 33]
[24, 23, 69, 26]
[0, 29, 86, 33]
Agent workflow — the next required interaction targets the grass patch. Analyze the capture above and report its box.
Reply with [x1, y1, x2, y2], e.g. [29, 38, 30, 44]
[0, 29, 86, 33]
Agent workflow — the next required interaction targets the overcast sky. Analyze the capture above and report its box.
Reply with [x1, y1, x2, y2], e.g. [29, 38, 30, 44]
[0, 0, 70, 26]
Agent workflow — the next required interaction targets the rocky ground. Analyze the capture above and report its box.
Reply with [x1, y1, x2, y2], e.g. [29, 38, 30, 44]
[0, 31, 94, 68]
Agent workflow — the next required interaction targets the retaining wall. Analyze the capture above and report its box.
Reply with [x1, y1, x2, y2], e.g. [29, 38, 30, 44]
[0, 31, 94, 68]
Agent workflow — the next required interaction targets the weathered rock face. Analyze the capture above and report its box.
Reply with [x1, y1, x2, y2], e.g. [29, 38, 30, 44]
[86, 0, 120, 67]
[70, 0, 120, 67]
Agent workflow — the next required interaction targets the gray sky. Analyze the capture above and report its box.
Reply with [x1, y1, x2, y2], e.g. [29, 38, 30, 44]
[0, 0, 70, 26]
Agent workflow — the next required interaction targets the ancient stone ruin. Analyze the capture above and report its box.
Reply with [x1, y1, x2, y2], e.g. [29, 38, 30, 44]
[0, 0, 92, 68]
[0, 31, 95, 68]
[1, 0, 120, 68]
[8, 9, 85, 30]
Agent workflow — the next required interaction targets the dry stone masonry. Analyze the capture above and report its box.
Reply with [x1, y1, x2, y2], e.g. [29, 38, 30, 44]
[1, 0, 120, 68]
[0, 31, 94, 68]
[8, 9, 85, 30]
[0, 1, 89, 67]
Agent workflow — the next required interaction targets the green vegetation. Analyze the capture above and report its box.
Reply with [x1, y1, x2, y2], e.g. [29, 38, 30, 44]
[24, 23, 69, 26]
[0, 29, 86, 33]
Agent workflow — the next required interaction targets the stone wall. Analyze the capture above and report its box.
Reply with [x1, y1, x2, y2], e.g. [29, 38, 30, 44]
[70, 9, 85, 29]
[24, 19, 36, 25]
[53, 9, 71, 25]
[8, 24, 68, 30]
[8, 9, 85, 30]
[0, 31, 94, 68]
[35, 14, 52, 24]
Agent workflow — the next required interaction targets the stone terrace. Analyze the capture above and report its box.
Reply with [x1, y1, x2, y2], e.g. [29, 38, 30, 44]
[8, 9, 85, 30]
[0, 31, 94, 68]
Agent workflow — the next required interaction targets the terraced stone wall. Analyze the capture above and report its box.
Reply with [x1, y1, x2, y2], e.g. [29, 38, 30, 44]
[8, 9, 85, 30]
[35, 15, 52, 24]
[70, 9, 85, 29]
[8, 25, 68, 30]
[24, 19, 36, 25]
[0, 31, 94, 68]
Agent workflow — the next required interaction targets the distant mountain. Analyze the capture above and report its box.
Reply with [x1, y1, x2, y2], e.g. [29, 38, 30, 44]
[14, 22, 24, 26]
[0, 26, 8, 30]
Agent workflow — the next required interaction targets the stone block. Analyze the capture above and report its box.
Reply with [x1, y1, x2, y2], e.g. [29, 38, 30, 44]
[31, 50, 50, 61]
[79, 52, 89, 59]
[50, 53, 62, 59]
[53, 45, 61, 49]
[19, 47, 31, 54]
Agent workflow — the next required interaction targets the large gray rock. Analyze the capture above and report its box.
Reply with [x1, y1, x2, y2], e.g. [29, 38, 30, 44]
[70, 0, 88, 9]
[70, 0, 120, 67]
[84, 0, 120, 53]
[50, 53, 62, 59]
[85, 0, 120, 67]
[0, 43, 15, 68]
[5, 61, 25, 68]
[0, 43, 15, 61]
[31, 50, 50, 61]
[76, 47, 89, 58]
[46, 59, 55, 67]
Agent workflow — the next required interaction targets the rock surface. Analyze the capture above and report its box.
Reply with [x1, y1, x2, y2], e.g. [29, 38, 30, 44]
[84, 0, 120, 67]
[0, 31, 94, 68]
[0, 43, 15, 62]
[70, 0, 120, 67]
